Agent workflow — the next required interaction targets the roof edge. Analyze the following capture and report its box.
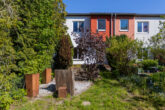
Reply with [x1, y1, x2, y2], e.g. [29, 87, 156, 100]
[67, 13, 165, 17]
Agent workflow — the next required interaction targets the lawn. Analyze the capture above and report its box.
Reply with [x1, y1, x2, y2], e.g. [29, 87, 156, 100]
[13, 77, 158, 110]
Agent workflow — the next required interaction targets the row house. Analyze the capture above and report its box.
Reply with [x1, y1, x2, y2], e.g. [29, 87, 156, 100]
[65, 13, 165, 64]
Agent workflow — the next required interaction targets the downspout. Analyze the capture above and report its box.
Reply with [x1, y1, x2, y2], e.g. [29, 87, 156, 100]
[111, 13, 113, 36]
[113, 13, 116, 36]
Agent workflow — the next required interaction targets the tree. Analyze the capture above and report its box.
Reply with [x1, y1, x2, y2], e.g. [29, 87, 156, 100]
[149, 20, 165, 65]
[54, 35, 73, 69]
[106, 35, 139, 76]
[73, 32, 106, 80]
[0, 1, 25, 109]
[12, 0, 67, 74]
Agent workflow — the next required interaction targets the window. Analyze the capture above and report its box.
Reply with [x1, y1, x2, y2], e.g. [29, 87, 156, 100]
[120, 19, 129, 31]
[73, 21, 84, 32]
[138, 22, 142, 32]
[73, 48, 82, 59]
[98, 19, 106, 31]
[137, 22, 149, 32]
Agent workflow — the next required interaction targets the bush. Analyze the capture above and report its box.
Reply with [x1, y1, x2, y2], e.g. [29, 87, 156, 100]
[150, 72, 165, 92]
[0, 74, 26, 110]
[140, 59, 158, 70]
[54, 35, 73, 69]
[106, 35, 140, 76]
[119, 75, 147, 93]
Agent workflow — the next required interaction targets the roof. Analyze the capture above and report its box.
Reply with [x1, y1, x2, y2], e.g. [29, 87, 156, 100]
[67, 13, 165, 17]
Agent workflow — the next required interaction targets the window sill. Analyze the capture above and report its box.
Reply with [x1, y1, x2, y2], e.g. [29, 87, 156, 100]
[73, 32, 83, 33]
[136, 32, 149, 34]
[97, 29, 106, 32]
[120, 30, 129, 32]
[73, 59, 83, 61]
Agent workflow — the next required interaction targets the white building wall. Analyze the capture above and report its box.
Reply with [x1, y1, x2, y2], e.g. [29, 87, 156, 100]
[135, 17, 165, 46]
[65, 16, 91, 47]
[65, 16, 91, 65]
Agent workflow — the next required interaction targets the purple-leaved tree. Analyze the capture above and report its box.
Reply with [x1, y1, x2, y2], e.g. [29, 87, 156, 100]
[72, 31, 106, 80]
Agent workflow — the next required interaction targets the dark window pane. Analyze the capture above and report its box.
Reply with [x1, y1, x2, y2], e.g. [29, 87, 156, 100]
[143, 22, 149, 32]
[79, 21, 84, 32]
[120, 19, 128, 30]
[73, 48, 78, 59]
[73, 22, 78, 32]
[138, 22, 142, 32]
[98, 19, 106, 30]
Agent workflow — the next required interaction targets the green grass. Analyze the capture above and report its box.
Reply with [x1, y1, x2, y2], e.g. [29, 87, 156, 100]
[12, 78, 158, 110]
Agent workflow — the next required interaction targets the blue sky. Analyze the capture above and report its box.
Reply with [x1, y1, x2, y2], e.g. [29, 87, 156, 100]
[63, 0, 165, 14]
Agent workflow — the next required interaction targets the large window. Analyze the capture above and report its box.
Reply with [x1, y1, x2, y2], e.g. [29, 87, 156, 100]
[137, 22, 149, 32]
[97, 19, 106, 31]
[120, 19, 129, 31]
[73, 21, 84, 32]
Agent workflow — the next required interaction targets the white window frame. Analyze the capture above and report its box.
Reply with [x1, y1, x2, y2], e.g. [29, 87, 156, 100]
[73, 21, 85, 33]
[97, 19, 106, 31]
[137, 21, 149, 33]
[120, 19, 129, 31]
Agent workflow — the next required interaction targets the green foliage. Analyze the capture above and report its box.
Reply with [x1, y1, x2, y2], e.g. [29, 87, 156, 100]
[140, 59, 158, 70]
[54, 35, 73, 69]
[151, 48, 165, 65]
[13, 0, 67, 74]
[150, 20, 165, 65]
[150, 72, 165, 92]
[0, 74, 26, 110]
[106, 35, 140, 76]
[119, 75, 147, 93]
[0, 0, 67, 109]
[119, 72, 165, 108]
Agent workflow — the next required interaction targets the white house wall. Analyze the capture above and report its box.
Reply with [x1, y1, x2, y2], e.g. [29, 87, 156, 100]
[135, 17, 165, 46]
[65, 16, 91, 47]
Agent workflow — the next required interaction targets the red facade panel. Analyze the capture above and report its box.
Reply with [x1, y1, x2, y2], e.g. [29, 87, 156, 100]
[90, 15, 135, 40]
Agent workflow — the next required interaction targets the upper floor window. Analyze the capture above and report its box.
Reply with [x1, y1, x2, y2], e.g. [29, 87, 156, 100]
[98, 19, 106, 31]
[120, 19, 129, 31]
[73, 21, 84, 32]
[138, 22, 149, 32]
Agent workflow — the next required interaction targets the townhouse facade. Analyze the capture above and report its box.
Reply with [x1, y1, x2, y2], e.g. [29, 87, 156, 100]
[65, 13, 165, 64]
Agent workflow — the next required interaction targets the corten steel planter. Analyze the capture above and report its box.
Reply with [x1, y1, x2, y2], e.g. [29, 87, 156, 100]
[25, 73, 39, 97]
[42, 68, 52, 84]
[55, 69, 75, 96]
[58, 86, 67, 98]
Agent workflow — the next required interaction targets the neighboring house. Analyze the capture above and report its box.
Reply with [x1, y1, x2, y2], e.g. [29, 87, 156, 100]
[65, 13, 165, 64]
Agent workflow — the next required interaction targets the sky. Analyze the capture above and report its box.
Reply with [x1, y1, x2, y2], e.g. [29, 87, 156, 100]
[63, 0, 165, 14]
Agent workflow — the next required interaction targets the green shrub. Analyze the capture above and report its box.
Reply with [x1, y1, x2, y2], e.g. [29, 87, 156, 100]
[106, 35, 140, 76]
[140, 59, 158, 70]
[0, 93, 13, 110]
[119, 75, 147, 93]
[54, 35, 73, 69]
[150, 72, 165, 92]
[0, 74, 26, 110]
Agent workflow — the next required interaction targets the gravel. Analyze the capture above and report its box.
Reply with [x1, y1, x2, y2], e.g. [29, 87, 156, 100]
[38, 79, 92, 97]
[74, 81, 92, 96]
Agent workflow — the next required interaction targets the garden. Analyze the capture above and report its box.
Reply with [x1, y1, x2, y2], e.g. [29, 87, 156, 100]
[1, 0, 165, 110]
